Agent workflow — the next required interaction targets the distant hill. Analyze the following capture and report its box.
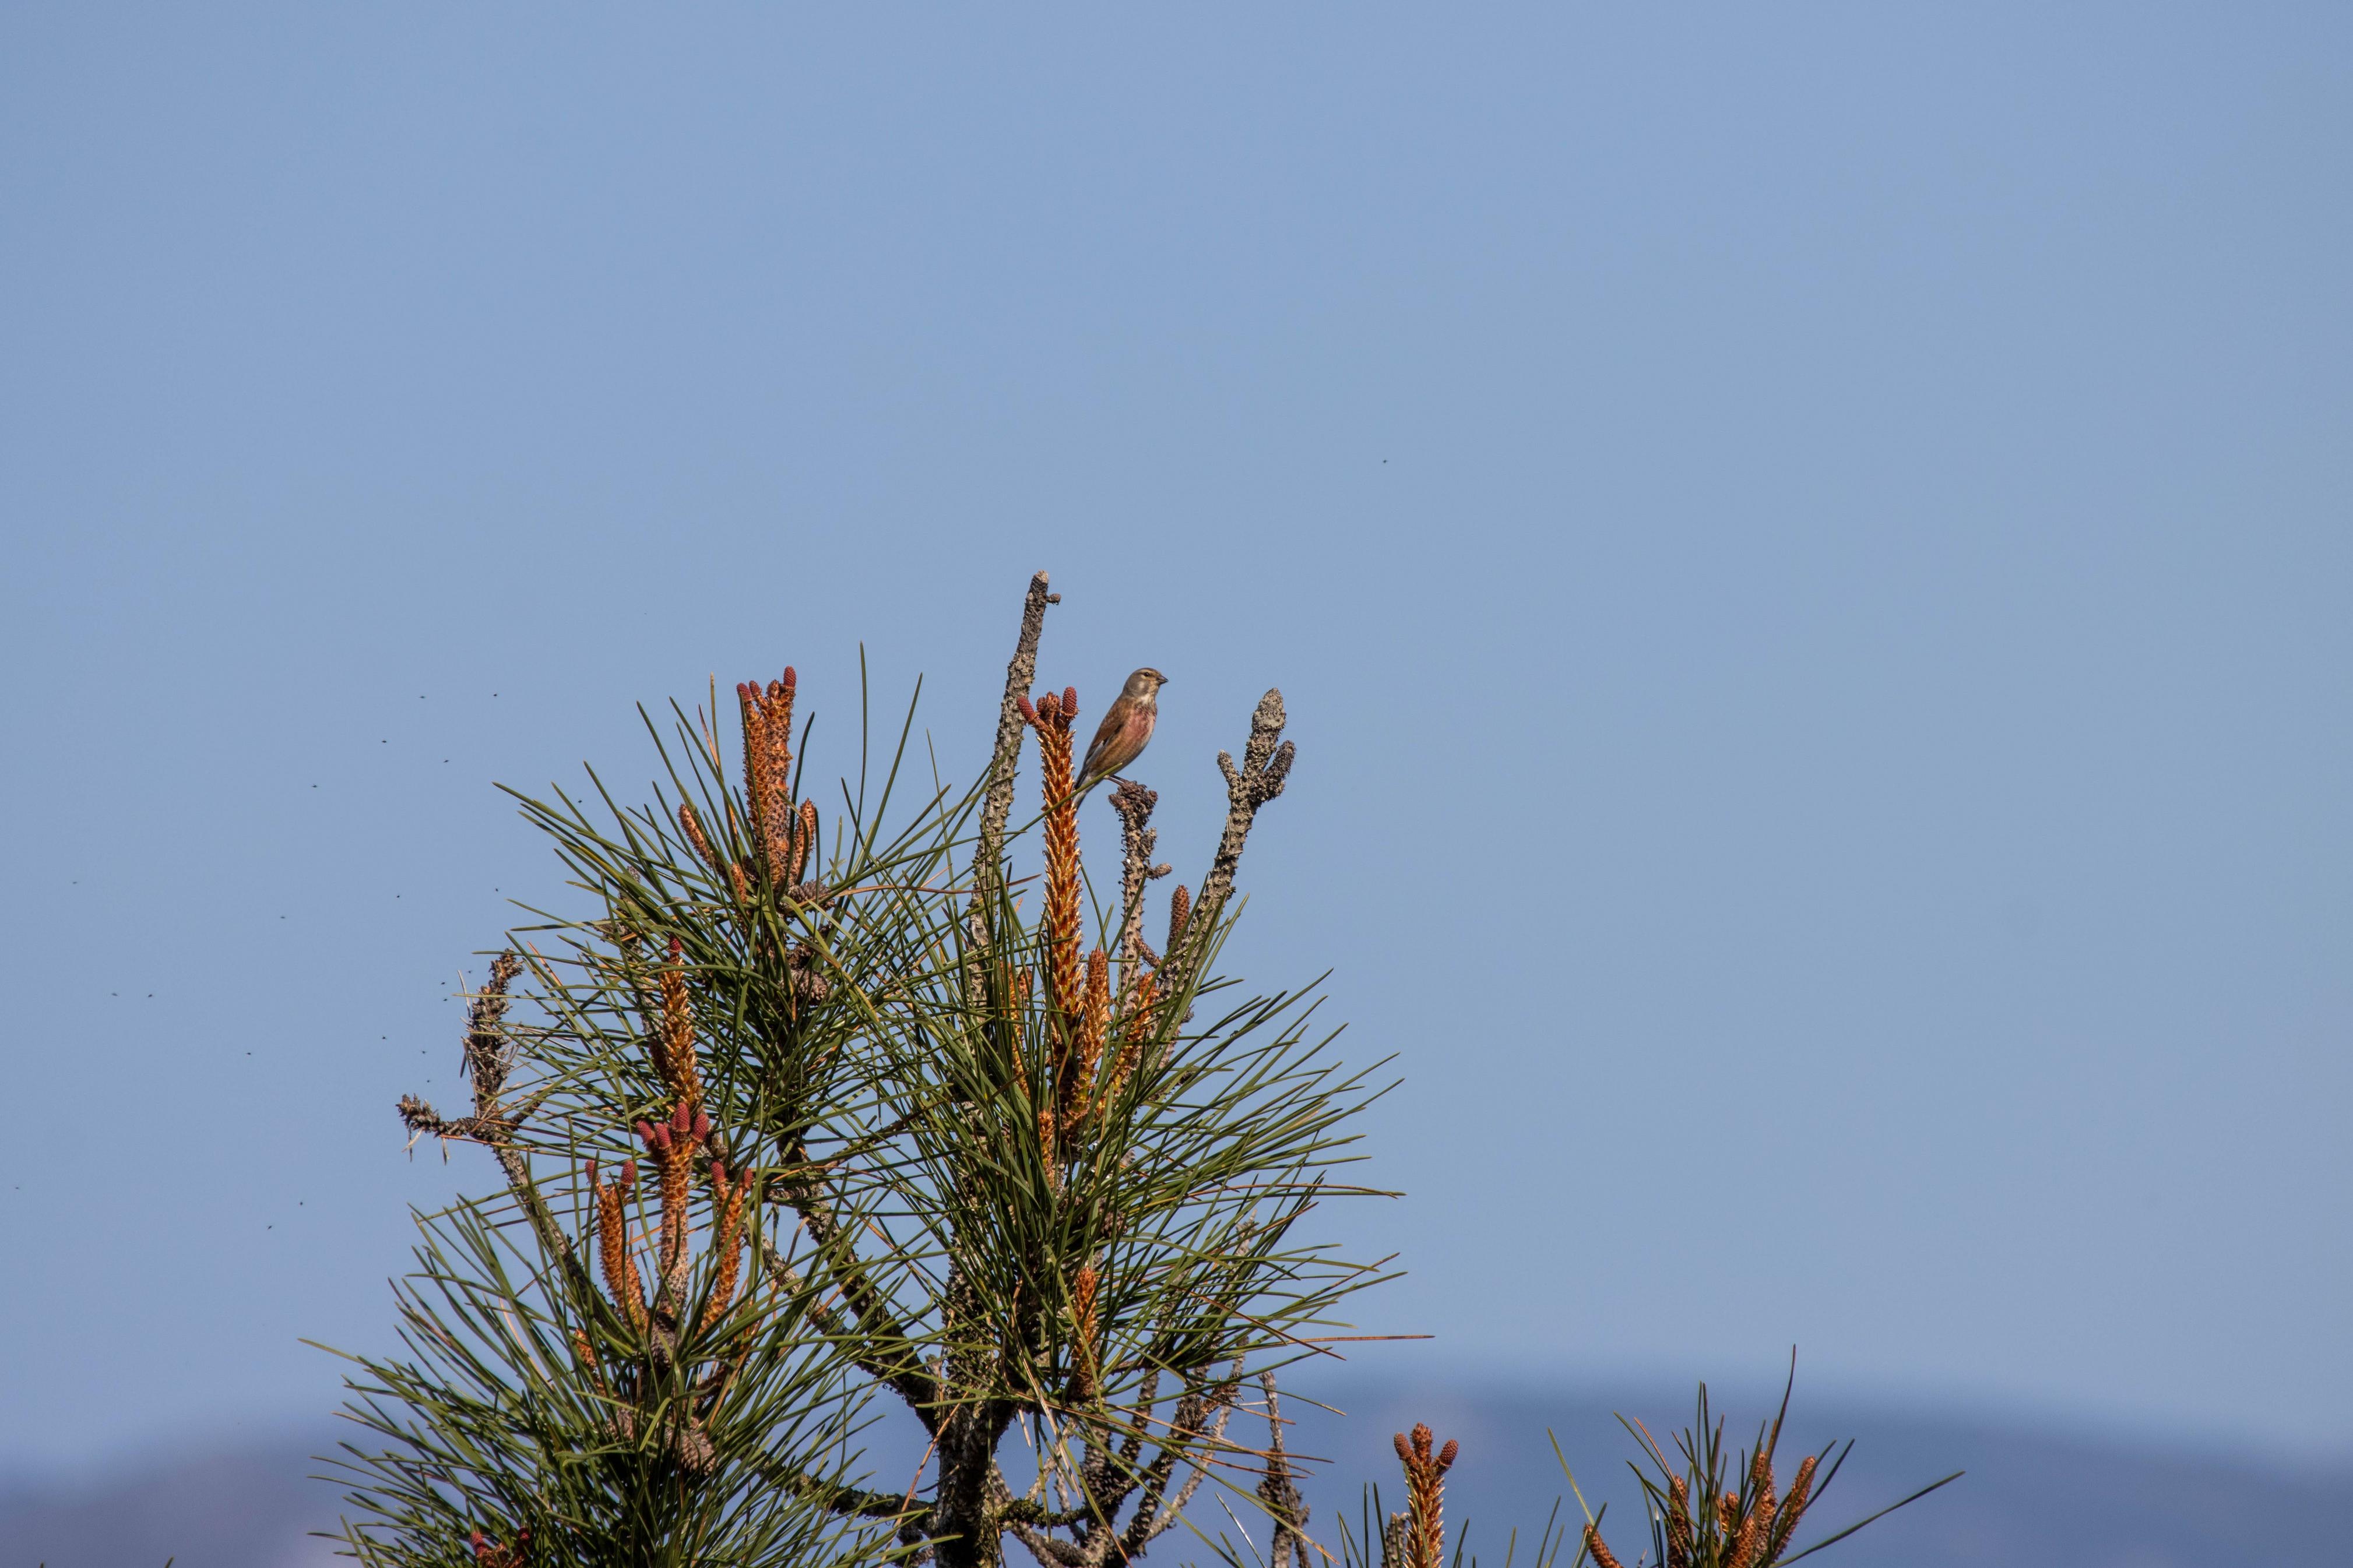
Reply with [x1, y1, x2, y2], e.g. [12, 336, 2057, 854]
[0, 1435, 342, 1568]
[6, 1378, 2347, 1566]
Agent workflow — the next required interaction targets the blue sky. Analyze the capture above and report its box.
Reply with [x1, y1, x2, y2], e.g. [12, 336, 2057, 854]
[2, 5, 2347, 1469]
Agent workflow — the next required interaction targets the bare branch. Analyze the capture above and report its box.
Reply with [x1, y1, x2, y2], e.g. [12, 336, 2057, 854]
[969, 571, 1058, 933]
[399, 953, 531, 1148]
[1166, 690, 1295, 996]
[396, 1086, 551, 1150]
[1118, 1374, 1241, 1557]
[1008, 1521, 1091, 1568]
[747, 1448, 926, 1521]
[1148, 1388, 1238, 1544]
[393, 952, 593, 1302]
[464, 952, 526, 1106]
[1257, 1372, 1307, 1568]
[1107, 781, 1163, 994]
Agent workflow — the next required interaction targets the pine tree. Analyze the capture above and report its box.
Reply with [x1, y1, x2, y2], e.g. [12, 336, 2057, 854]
[329, 573, 1386, 1567]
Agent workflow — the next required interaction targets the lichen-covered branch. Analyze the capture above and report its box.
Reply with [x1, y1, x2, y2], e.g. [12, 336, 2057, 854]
[970, 570, 1058, 922]
[1257, 1372, 1307, 1568]
[465, 952, 525, 1105]
[1107, 781, 1169, 991]
[1117, 1376, 1240, 1559]
[1165, 689, 1295, 996]
[1007, 1521, 1091, 1568]
[393, 953, 592, 1301]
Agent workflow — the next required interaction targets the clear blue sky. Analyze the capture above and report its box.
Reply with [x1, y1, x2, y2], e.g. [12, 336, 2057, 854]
[3, 6, 2347, 1470]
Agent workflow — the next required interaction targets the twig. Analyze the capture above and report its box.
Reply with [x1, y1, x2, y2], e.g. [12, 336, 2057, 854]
[394, 952, 595, 1302]
[1165, 690, 1295, 998]
[967, 570, 1058, 967]
[1258, 1372, 1307, 1568]
[1108, 781, 1169, 995]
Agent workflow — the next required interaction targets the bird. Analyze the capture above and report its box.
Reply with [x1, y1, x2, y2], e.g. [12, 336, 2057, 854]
[1079, 667, 1168, 791]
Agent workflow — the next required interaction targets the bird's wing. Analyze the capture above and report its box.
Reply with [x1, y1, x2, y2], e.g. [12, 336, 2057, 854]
[1080, 703, 1129, 780]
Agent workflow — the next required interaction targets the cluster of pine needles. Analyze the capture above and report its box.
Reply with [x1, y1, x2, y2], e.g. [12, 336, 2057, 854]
[1312, 1372, 1955, 1568]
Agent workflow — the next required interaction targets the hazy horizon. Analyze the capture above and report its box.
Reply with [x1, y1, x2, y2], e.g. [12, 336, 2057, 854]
[8, 1368, 2351, 1568]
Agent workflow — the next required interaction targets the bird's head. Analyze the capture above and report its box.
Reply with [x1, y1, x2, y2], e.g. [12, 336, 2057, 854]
[1125, 667, 1168, 700]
